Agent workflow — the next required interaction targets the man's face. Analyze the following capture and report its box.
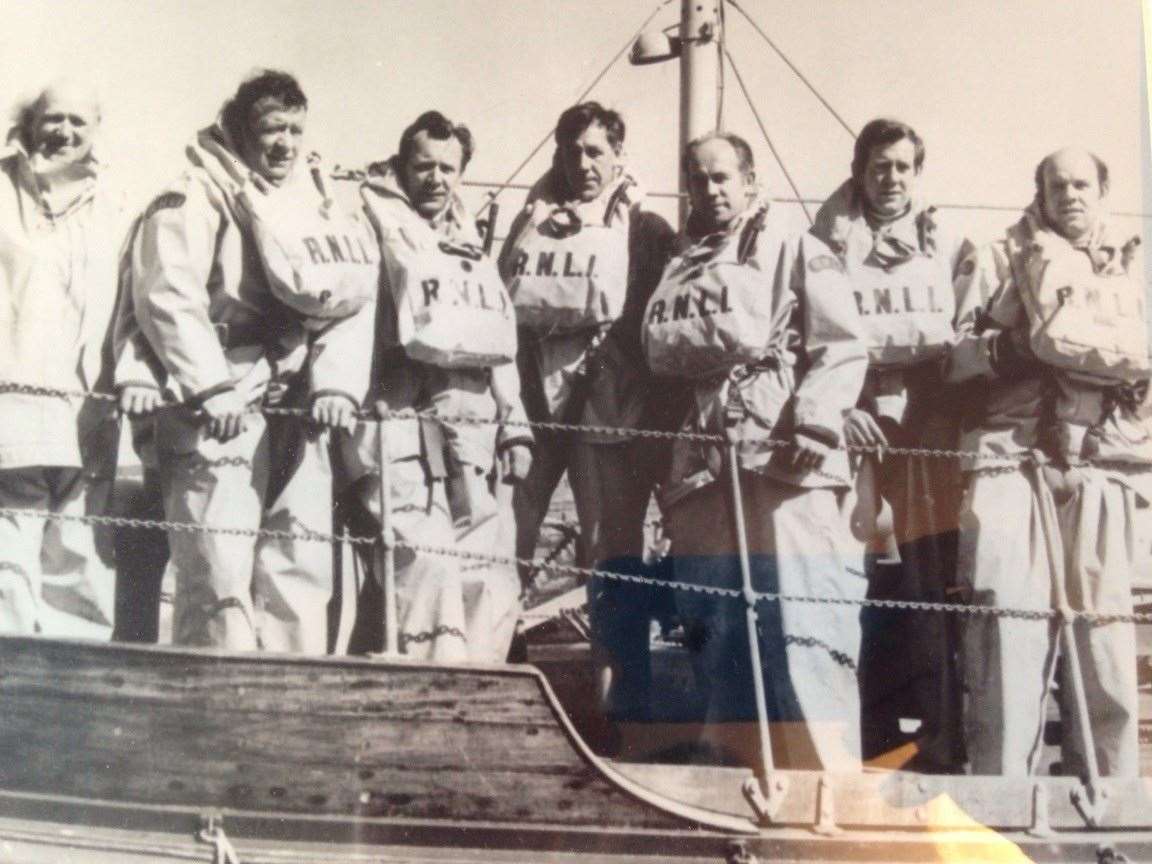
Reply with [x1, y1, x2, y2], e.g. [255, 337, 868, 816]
[400, 131, 464, 220]
[860, 137, 919, 219]
[558, 121, 619, 203]
[240, 96, 306, 186]
[1040, 149, 1105, 243]
[30, 85, 100, 166]
[685, 138, 754, 233]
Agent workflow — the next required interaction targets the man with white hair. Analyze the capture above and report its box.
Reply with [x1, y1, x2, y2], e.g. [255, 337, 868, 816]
[946, 147, 1149, 777]
[0, 79, 124, 637]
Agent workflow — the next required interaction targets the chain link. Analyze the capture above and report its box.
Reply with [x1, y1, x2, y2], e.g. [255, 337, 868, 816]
[1, 379, 1050, 463]
[4, 505, 1151, 626]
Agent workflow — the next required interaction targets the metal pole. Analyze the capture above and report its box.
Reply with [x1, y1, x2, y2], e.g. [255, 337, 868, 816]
[1027, 462, 1104, 822]
[678, 0, 721, 227]
[726, 440, 779, 816]
[376, 418, 399, 655]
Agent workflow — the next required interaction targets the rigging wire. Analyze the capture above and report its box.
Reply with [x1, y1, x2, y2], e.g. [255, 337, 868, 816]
[715, 0, 727, 131]
[726, 0, 856, 139]
[474, 0, 675, 218]
[724, 46, 813, 224]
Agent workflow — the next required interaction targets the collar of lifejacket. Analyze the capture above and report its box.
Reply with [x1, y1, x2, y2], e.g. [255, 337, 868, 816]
[363, 155, 477, 242]
[525, 169, 638, 233]
[811, 179, 936, 267]
[1013, 200, 1140, 273]
[188, 124, 331, 219]
[682, 198, 770, 267]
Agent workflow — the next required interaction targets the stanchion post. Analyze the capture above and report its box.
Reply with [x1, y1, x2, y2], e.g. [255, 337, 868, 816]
[726, 436, 786, 822]
[1026, 462, 1104, 822]
[376, 418, 399, 655]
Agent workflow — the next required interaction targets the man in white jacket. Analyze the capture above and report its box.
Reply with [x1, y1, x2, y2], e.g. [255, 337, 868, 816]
[343, 111, 533, 662]
[646, 133, 868, 769]
[128, 70, 377, 653]
[0, 79, 124, 637]
[946, 148, 1149, 778]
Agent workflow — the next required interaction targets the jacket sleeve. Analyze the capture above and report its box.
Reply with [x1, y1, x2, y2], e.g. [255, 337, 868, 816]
[943, 241, 1031, 383]
[310, 295, 379, 407]
[111, 222, 166, 392]
[131, 180, 233, 402]
[491, 359, 534, 449]
[790, 234, 868, 445]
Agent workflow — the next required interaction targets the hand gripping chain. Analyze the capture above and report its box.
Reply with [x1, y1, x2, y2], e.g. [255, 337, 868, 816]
[2, 379, 1149, 625]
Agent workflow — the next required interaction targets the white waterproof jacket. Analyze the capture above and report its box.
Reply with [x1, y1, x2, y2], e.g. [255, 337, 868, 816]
[0, 141, 125, 470]
[654, 201, 868, 506]
[945, 203, 1152, 482]
[124, 126, 376, 433]
[342, 160, 531, 486]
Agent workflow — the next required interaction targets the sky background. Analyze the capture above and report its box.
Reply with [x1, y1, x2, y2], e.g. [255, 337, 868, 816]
[0, 0, 1147, 245]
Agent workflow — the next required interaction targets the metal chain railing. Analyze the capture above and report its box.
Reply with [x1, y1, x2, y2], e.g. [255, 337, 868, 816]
[4, 505, 1151, 626]
[0, 379, 1033, 463]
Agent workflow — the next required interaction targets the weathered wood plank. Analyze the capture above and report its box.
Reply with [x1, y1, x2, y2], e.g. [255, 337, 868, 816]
[0, 638, 694, 831]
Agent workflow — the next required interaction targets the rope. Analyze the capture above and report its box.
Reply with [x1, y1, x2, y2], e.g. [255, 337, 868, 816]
[726, 0, 856, 139]
[5, 506, 1151, 626]
[724, 47, 813, 225]
[474, 0, 675, 217]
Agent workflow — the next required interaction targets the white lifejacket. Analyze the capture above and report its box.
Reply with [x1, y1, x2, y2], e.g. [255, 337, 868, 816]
[845, 226, 956, 368]
[643, 206, 777, 380]
[188, 136, 378, 329]
[504, 183, 631, 334]
[1012, 228, 1148, 383]
[236, 162, 379, 329]
[363, 191, 516, 369]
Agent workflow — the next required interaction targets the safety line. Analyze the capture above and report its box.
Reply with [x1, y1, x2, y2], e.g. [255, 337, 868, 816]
[0, 380, 1090, 465]
[4, 506, 1149, 626]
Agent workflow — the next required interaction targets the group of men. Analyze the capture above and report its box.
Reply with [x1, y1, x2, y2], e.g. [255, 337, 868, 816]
[0, 68, 1146, 780]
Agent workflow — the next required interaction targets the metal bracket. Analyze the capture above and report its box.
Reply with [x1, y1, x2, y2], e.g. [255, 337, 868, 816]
[742, 774, 788, 825]
[1096, 844, 1130, 864]
[198, 812, 242, 864]
[1071, 780, 1109, 828]
[1027, 780, 1053, 838]
[725, 839, 761, 864]
[812, 773, 842, 836]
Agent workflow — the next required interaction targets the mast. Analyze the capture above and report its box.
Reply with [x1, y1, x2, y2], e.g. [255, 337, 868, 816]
[678, 0, 721, 226]
[631, 0, 722, 228]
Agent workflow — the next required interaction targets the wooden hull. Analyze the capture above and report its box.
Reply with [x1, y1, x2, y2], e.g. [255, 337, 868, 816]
[1, 636, 1152, 863]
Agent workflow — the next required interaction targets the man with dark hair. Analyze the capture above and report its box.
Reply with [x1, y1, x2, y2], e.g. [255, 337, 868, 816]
[124, 69, 378, 652]
[946, 147, 1149, 777]
[810, 117, 971, 769]
[396, 110, 474, 178]
[499, 101, 676, 738]
[342, 111, 532, 663]
[644, 132, 868, 769]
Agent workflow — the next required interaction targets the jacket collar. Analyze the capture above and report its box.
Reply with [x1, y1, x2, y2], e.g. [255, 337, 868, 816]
[363, 156, 480, 245]
[811, 179, 929, 267]
[523, 167, 640, 228]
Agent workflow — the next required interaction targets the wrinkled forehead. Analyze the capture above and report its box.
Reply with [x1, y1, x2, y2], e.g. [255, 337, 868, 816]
[1043, 150, 1099, 187]
[408, 131, 464, 171]
[34, 82, 101, 125]
[687, 139, 746, 176]
[247, 96, 306, 126]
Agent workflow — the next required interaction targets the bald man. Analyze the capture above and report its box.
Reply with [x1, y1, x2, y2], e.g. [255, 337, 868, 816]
[946, 148, 1149, 777]
[0, 80, 125, 636]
